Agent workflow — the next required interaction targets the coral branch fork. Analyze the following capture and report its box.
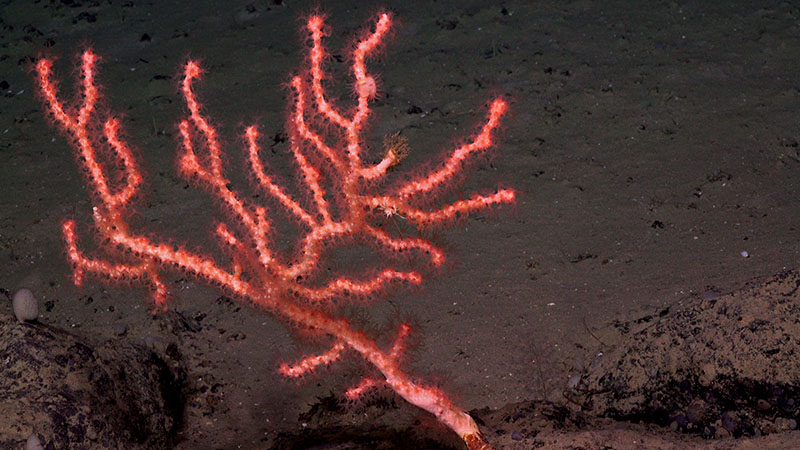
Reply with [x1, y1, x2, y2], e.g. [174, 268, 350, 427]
[35, 12, 512, 450]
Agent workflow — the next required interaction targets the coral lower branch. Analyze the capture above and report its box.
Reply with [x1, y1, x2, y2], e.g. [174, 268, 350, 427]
[279, 342, 346, 377]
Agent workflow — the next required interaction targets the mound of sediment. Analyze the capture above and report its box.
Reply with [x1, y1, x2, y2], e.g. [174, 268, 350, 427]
[578, 270, 800, 438]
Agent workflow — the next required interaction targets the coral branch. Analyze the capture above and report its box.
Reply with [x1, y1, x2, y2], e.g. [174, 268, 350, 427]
[245, 125, 316, 227]
[279, 342, 346, 378]
[398, 99, 508, 197]
[35, 12, 512, 450]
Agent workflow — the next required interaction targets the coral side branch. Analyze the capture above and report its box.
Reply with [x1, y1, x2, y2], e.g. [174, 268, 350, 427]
[62, 220, 168, 305]
[35, 12, 508, 450]
[245, 125, 317, 227]
[397, 99, 508, 197]
[293, 269, 422, 302]
[279, 342, 346, 378]
[36, 52, 142, 211]
[346, 377, 380, 401]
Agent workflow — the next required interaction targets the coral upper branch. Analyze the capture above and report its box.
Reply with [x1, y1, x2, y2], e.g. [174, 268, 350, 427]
[36, 52, 142, 212]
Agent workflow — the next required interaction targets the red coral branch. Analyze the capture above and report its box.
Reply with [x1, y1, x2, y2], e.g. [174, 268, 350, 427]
[35, 12, 512, 450]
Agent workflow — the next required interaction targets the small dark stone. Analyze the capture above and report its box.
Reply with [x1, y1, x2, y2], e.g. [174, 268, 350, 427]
[671, 413, 688, 427]
[721, 412, 739, 433]
[113, 323, 127, 336]
[686, 401, 706, 423]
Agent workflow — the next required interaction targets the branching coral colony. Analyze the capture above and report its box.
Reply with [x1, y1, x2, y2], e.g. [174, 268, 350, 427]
[35, 12, 513, 450]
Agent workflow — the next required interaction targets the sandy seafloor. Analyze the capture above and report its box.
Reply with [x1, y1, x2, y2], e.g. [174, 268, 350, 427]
[2, 0, 800, 448]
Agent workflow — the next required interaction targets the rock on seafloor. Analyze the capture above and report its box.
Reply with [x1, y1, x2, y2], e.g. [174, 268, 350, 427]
[0, 313, 186, 449]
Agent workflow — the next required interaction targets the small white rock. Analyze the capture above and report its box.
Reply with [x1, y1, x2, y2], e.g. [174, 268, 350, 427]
[26, 434, 44, 450]
[13, 288, 39, 322]
[567, 374, 581, 389]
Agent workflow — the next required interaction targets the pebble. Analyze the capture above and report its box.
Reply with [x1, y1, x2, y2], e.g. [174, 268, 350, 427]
[26, 434, 43, 450]
[113, 323, 127, 336]
[721, 411, 739, 433]
[142, 335, 163, 347]
[12, 288, 39, 322]
[567, 374, 581, 389]
[776, 417, 797, 431]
